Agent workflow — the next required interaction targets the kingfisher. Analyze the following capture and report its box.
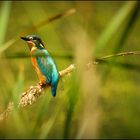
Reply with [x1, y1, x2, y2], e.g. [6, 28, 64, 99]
[21, 35, 59, 97]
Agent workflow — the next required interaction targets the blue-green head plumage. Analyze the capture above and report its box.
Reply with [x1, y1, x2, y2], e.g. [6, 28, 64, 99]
[21, 35, 45, 50]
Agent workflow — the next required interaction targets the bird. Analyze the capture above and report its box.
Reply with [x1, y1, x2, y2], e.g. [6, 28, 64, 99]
[21, 35, 59, 97]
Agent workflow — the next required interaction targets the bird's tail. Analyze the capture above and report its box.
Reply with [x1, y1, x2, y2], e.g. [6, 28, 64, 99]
[51, 84, 57, 97]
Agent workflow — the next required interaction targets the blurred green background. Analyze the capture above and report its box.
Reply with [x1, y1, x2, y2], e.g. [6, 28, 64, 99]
[0, 1, 140, 139]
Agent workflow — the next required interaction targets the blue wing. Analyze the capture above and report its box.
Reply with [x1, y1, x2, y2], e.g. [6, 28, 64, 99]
[33, 49, 59, 96]
[34, 49, 52, 84]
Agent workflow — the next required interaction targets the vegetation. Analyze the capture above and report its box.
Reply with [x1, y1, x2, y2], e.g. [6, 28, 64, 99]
[0, 1, 140, 139]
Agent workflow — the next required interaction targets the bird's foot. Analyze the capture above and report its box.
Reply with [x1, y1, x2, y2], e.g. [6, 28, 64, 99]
[38, 82, 47, 88]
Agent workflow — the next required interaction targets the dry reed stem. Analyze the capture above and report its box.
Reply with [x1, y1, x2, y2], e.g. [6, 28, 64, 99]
[0, 64, 76, 121]
[19, 64, 76, 108]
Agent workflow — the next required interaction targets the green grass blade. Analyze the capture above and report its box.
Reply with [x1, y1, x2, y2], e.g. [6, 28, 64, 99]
[114, 2, 140, 53]
[0, 1, 12, 46]
[101, 1, 140, 83]
[96, 1, 137, 55]
[63, 74, 79, 139]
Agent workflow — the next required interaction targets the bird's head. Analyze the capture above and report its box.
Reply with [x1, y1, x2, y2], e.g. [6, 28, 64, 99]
[21, 35, 45, 50]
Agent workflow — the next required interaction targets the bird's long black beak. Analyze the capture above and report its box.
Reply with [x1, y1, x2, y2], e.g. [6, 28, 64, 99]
[20, 36, 30, 41]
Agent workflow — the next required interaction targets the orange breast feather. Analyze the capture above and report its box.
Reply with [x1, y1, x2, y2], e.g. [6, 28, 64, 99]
[30, 49, 46, 84]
